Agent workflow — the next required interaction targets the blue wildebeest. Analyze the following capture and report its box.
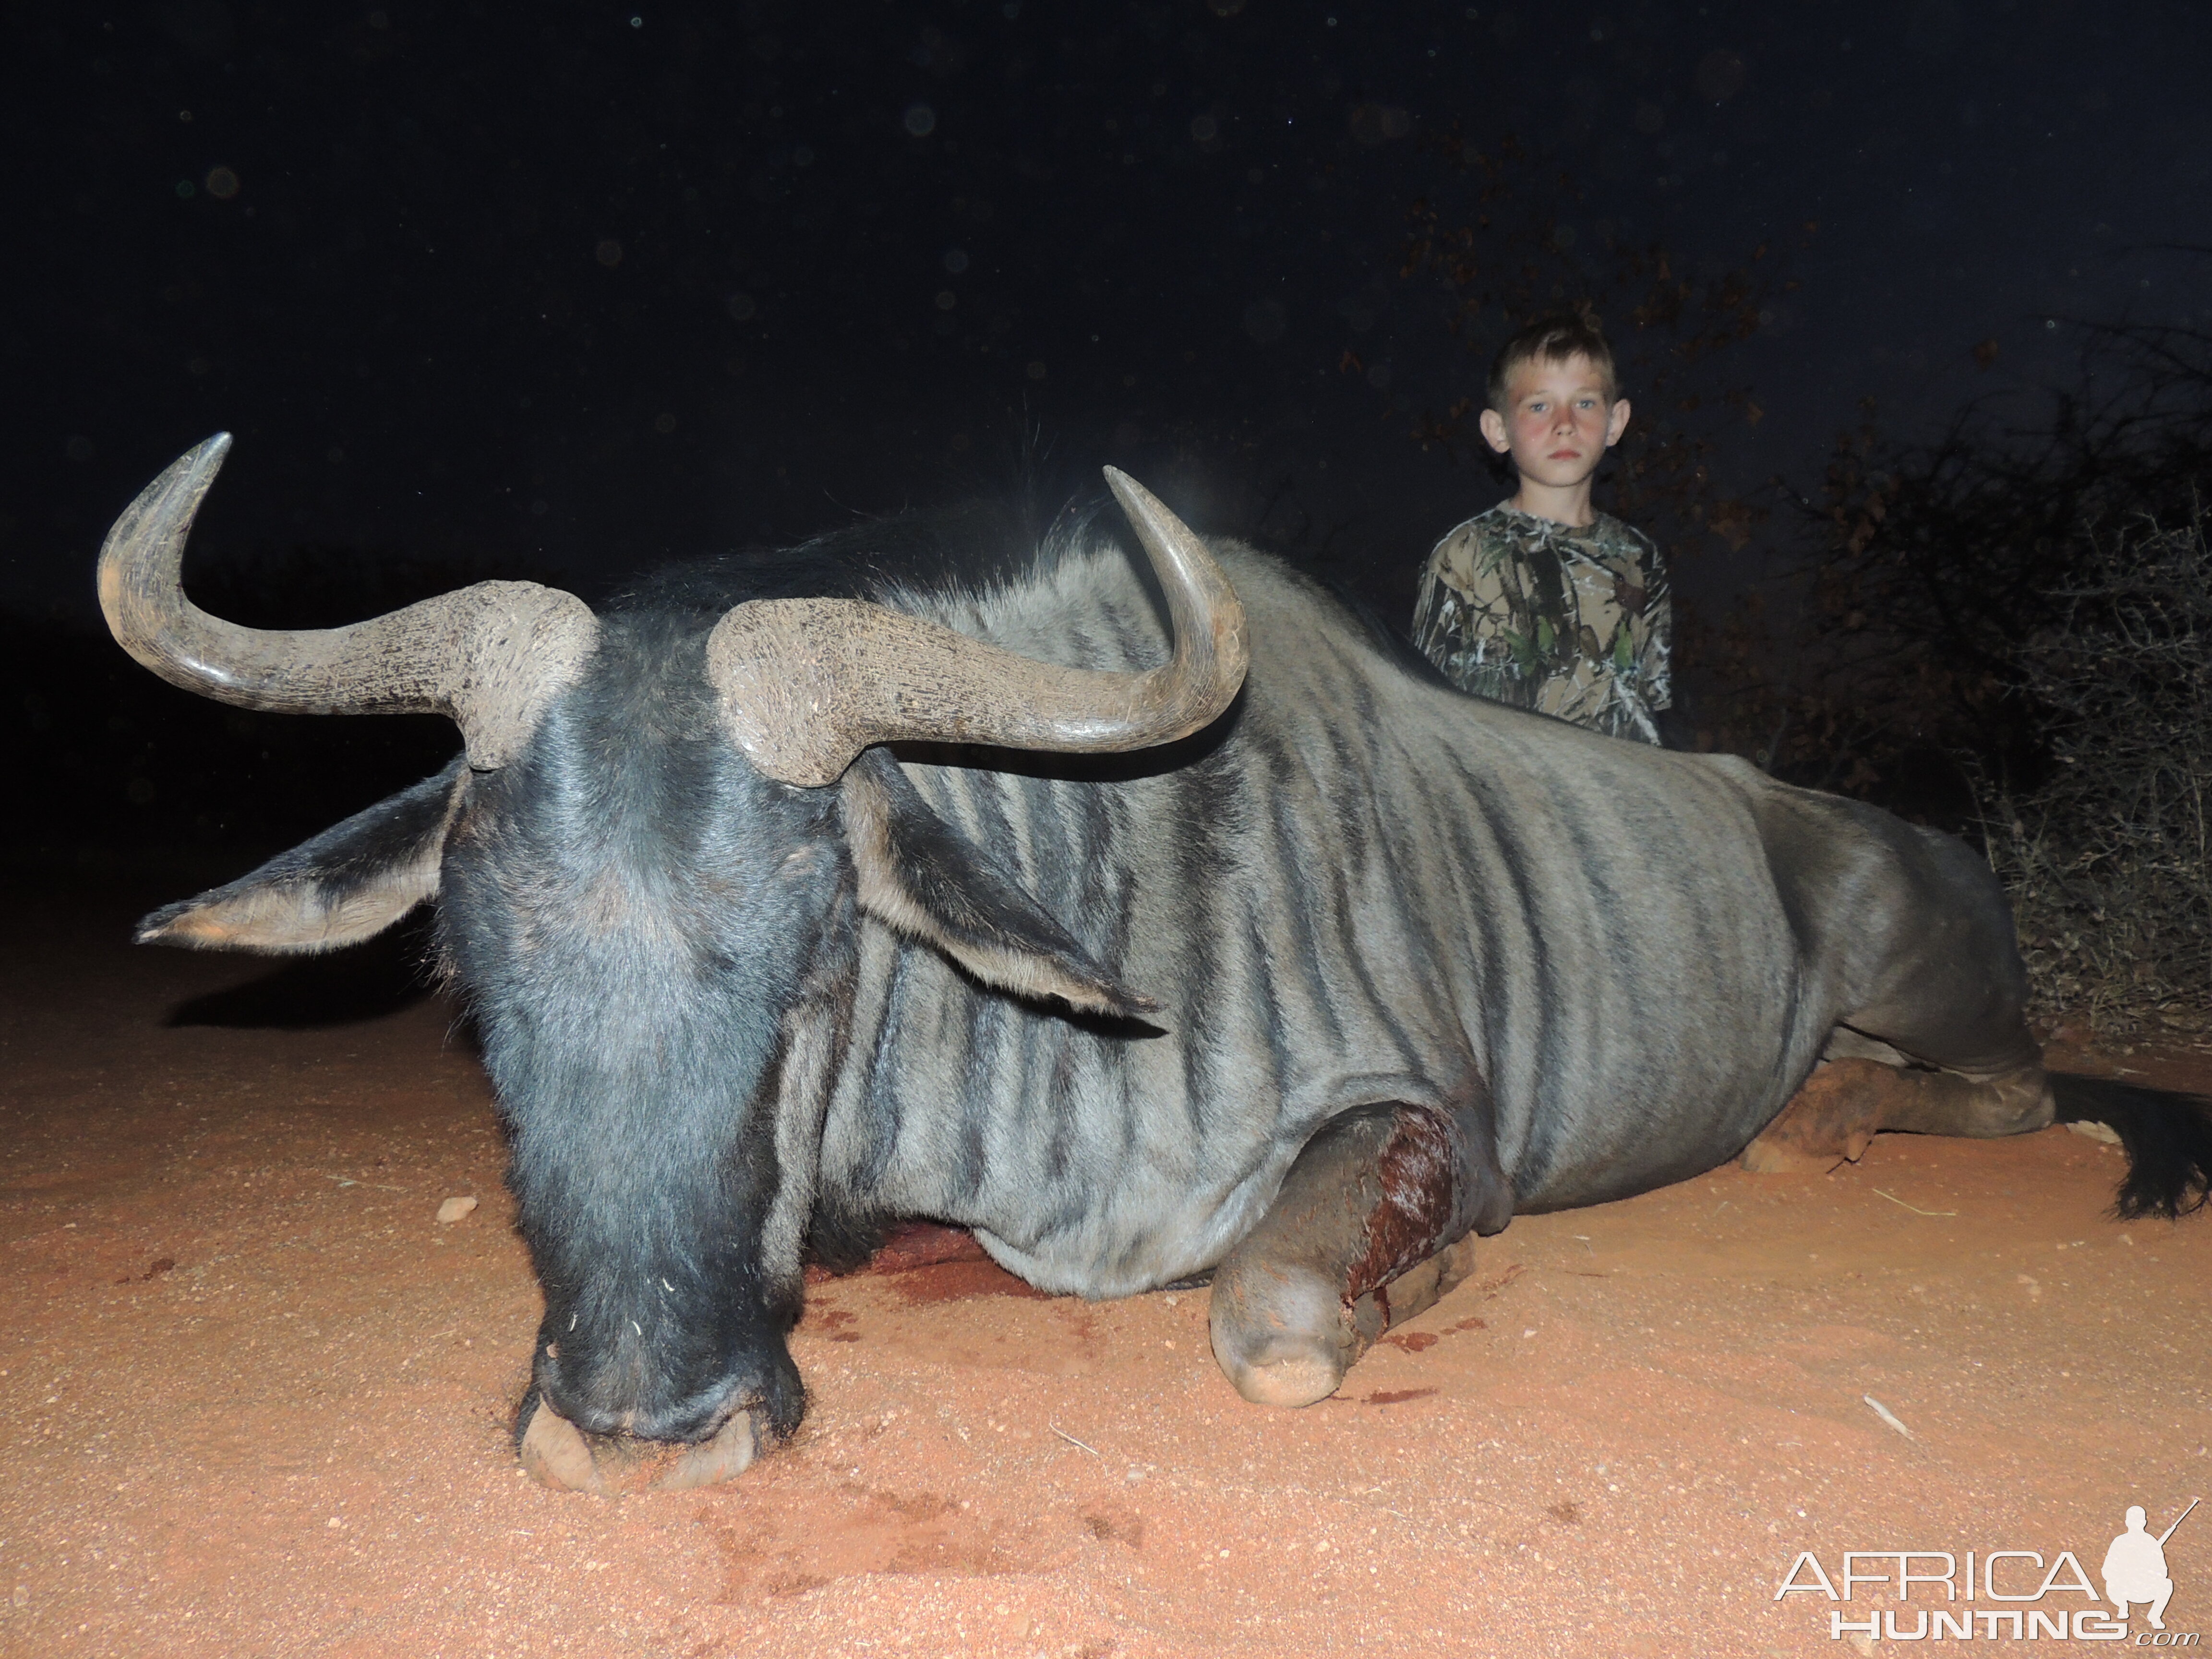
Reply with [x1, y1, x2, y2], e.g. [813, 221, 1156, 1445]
[99, 436, 2212, 1492]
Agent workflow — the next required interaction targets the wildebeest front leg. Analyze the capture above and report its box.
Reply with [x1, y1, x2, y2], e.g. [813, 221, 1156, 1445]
[1209, 1102, 1507, 1408]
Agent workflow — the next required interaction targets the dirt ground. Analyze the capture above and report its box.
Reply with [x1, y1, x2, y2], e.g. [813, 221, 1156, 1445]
[3, 866, 2207, 1659]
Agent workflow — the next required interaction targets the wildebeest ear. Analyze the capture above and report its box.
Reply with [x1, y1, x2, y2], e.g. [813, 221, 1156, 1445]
[136, 762, 466, 954]
[839, 750, 1156, 1019]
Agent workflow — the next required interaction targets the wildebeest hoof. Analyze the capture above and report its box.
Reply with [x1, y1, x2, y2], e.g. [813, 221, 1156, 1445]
[1739, 1132, 1872, 1174]
[1226, 1349, 1347, 1409]
[1207, 1240, 1476, 1406]
[1208, 1265, 1357, 1408]
[1741, 1058, 1888, 1172]
[518, 1398, 758, 1495]
[1366, 1234, 1478, 1331]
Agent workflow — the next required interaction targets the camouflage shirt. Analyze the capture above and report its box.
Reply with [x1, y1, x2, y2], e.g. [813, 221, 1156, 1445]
[1410, 505, 1672, 744]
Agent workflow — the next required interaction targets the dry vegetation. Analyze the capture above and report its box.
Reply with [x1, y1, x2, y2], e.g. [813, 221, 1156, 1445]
[1673, 319, 2212, 1037]
[1981, 510, 2212, 1038]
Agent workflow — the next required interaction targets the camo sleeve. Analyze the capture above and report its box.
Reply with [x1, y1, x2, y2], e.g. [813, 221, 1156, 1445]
[1410, 517, 1548, 712]
[1628, 527, 1672, 717]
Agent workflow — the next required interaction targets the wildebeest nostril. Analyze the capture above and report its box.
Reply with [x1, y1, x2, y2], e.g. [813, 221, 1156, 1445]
[534, 1345, 750, 1446]
[517, 1392, 760, 1496]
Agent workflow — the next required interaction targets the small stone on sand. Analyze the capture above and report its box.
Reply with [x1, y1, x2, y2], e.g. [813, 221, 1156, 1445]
[2065, 1118, 2121, 1145]
[436, 1196, 479, 1225]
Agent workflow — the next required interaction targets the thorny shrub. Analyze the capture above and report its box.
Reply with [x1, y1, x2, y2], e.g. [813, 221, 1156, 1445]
[1979, 511, 2212, 1040]
[1680, 318, 2212, 1033]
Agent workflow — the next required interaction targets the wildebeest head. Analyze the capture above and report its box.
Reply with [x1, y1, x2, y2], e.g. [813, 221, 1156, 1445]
[99, 436, 1248, 1491]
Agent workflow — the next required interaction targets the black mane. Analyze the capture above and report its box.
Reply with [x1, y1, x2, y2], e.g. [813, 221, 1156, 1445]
[605, 494, 1130, 615]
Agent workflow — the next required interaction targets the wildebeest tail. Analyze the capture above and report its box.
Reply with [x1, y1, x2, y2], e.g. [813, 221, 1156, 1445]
[2049, 1072, 2212, 1220]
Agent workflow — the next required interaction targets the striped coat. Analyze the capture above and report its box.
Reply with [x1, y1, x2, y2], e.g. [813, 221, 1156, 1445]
[815, 540, 1939, 1296]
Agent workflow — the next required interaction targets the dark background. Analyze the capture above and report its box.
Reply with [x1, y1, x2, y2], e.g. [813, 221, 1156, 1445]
[10, 0, 2210, 859]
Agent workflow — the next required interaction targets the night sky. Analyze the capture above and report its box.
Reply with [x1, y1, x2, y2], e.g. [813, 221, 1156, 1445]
[10, 0, 2210, 637]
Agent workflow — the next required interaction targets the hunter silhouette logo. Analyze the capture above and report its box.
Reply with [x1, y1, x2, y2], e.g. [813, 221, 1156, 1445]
[2106, 1499, 2196, 1632]
[1774, 1496, 2200, 1643]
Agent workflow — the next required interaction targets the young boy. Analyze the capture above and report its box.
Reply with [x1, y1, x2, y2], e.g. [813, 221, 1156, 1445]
[1410, 313, 1671, 744]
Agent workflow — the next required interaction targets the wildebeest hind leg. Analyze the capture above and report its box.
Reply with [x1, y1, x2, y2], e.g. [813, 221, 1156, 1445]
[1741, 1055, 2054, 1173]
[1743, 992, 2053, 1173]
[1208, 1102, 1503, 1408]
[1744, 819, 2054, 1172]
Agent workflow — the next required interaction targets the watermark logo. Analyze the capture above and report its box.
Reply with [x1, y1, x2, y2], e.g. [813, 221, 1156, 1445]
[1774, 1497, 2199, 1644]
[2107, 1502, 2192, 1632]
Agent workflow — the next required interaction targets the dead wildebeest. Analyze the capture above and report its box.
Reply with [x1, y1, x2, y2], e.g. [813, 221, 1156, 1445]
[97, 436, 2212, 1493]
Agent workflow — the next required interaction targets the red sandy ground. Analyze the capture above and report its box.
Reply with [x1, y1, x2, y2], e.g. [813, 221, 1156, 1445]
[2, 868, 2207, 1659]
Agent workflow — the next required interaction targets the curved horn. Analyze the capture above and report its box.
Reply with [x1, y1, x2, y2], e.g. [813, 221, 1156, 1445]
[98, 435, 598, 770]
[704, 469, 1249, 787]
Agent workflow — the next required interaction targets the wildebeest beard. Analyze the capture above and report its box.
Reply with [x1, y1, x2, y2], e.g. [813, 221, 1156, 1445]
[436, 613, 849, 1446]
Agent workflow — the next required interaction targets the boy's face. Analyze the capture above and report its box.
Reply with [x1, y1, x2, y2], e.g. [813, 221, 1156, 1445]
[1478, 353, 1631, 491]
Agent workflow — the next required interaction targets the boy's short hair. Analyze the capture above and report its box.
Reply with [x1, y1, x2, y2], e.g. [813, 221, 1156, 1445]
[1486, 311, 1620, 412]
